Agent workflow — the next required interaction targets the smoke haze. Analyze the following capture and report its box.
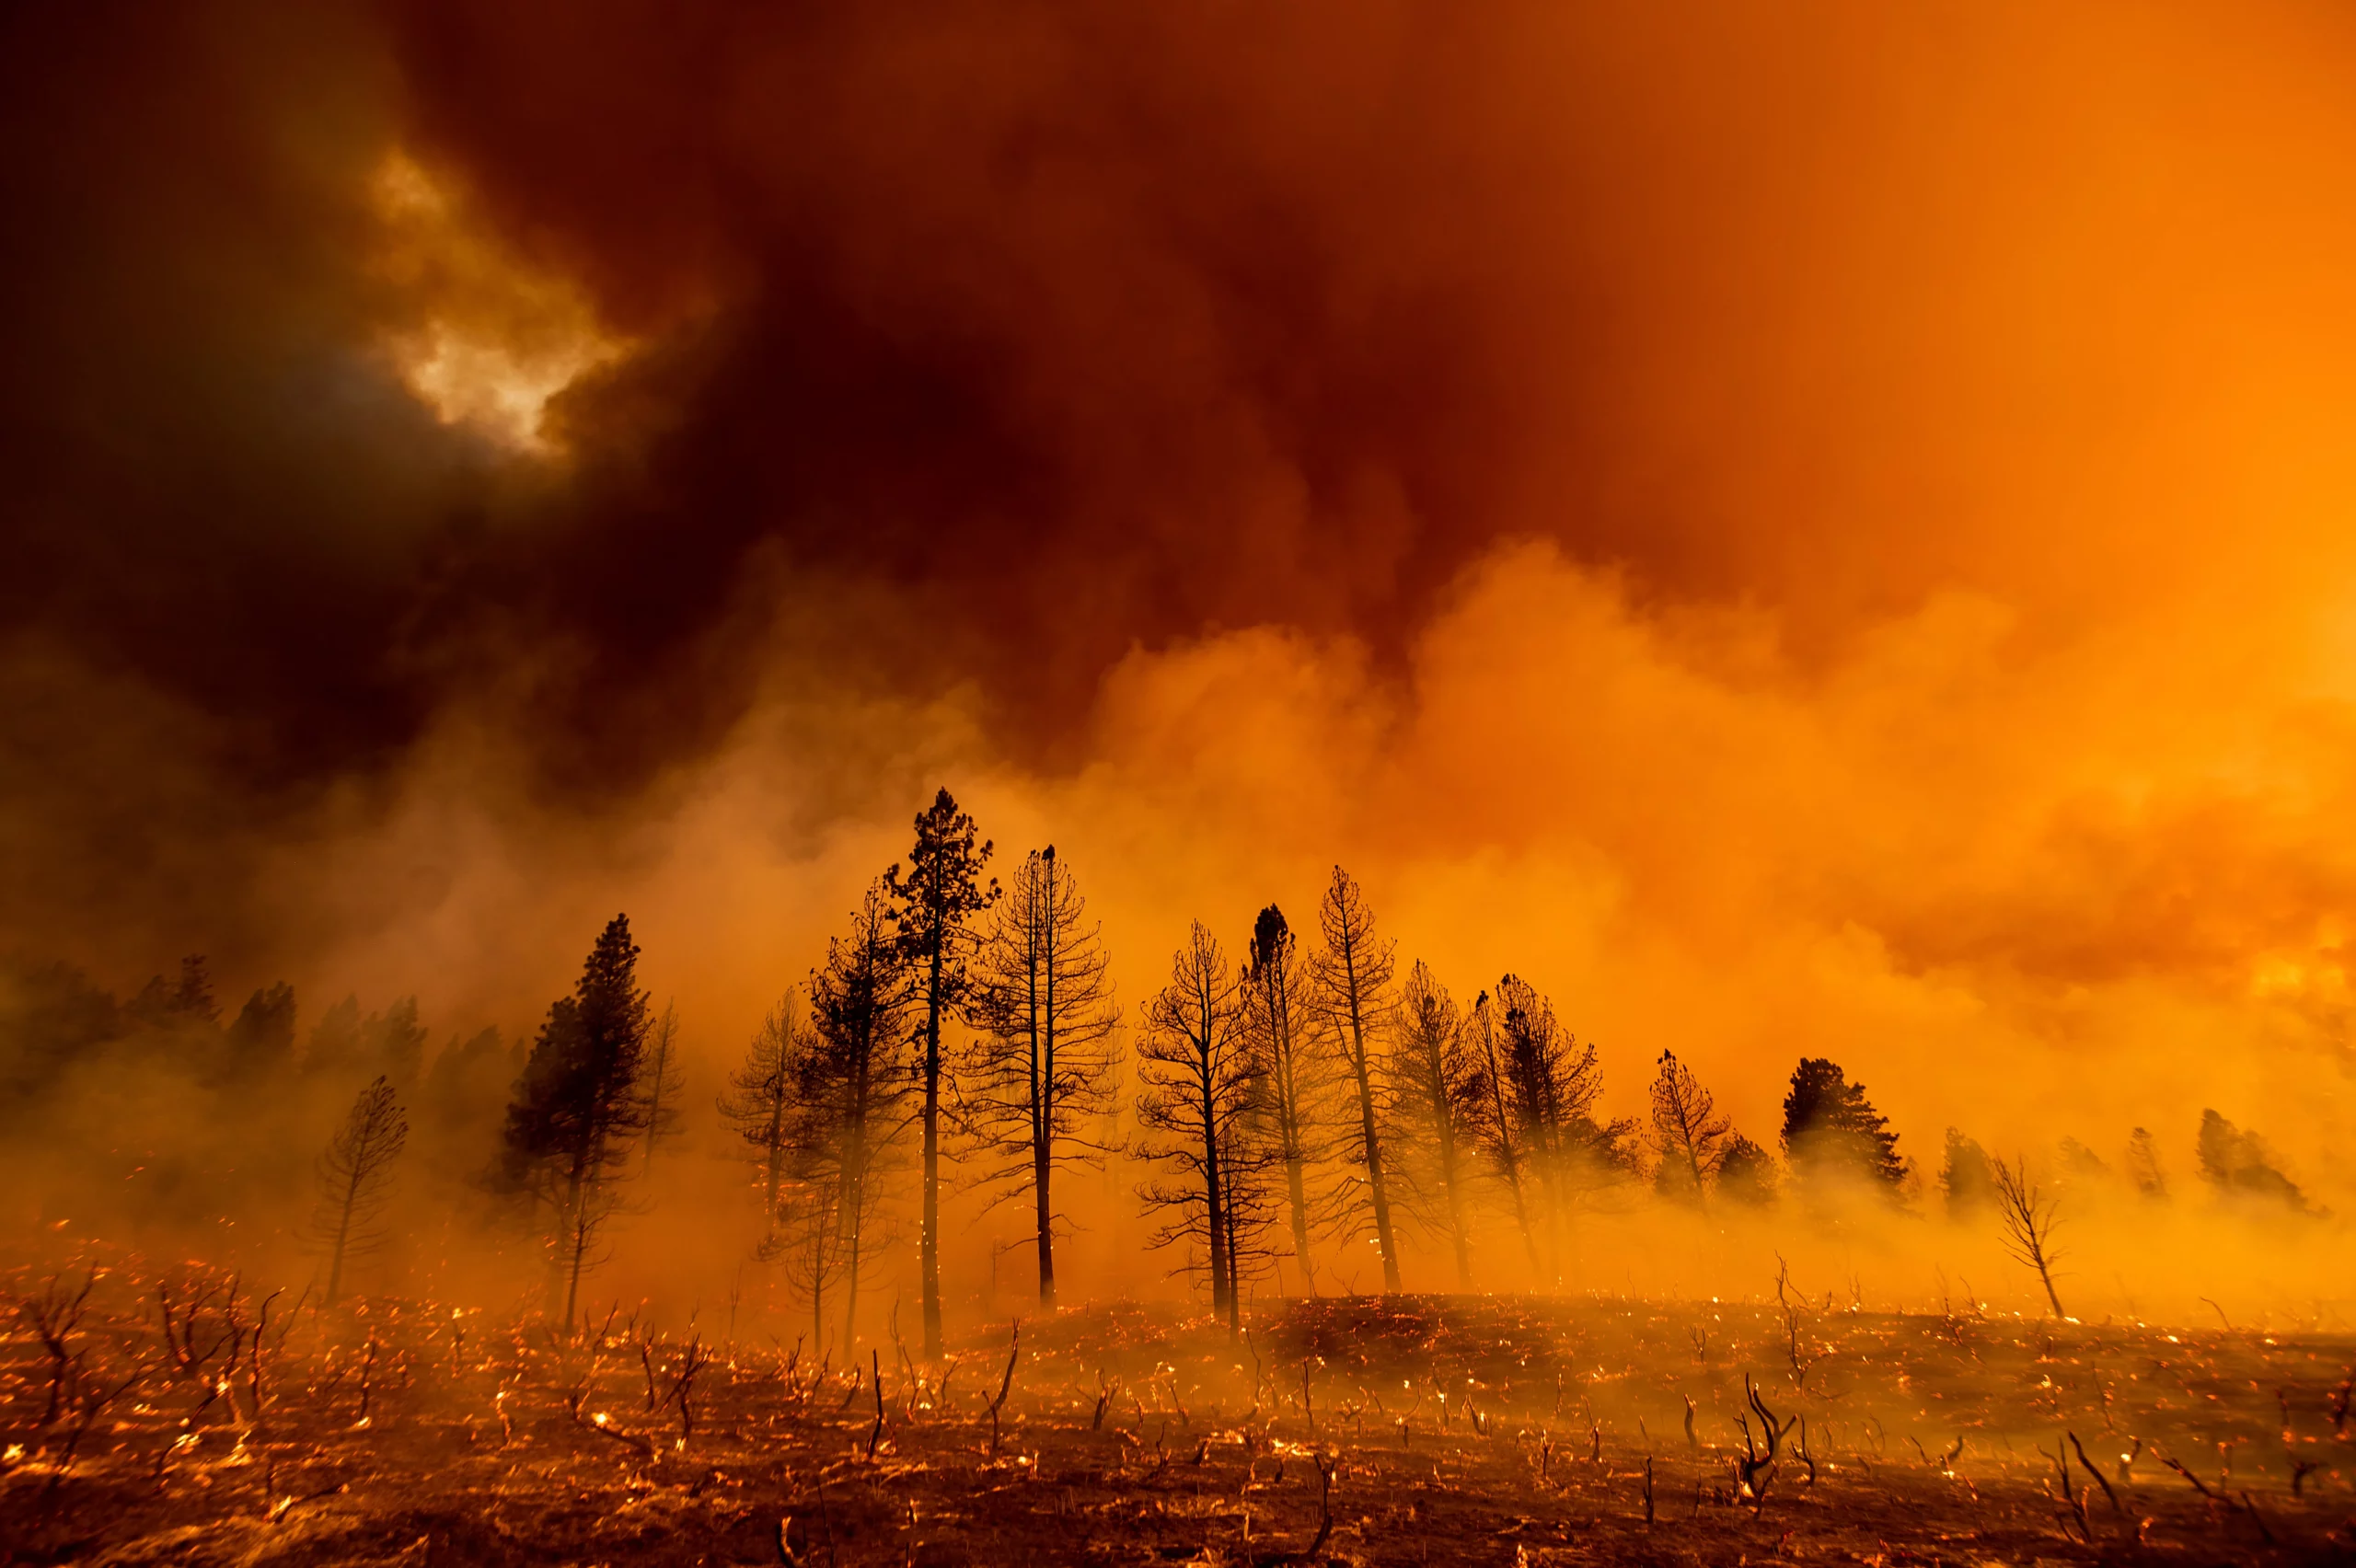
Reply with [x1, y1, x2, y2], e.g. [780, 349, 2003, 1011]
[6, 1, 2356, 1320]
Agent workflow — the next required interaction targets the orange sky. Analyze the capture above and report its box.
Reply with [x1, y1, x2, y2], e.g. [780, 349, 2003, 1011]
[5, 1, 2356, 1217]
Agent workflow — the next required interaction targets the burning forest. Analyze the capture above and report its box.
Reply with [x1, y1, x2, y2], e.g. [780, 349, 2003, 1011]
[7, 2, 2356, 1562]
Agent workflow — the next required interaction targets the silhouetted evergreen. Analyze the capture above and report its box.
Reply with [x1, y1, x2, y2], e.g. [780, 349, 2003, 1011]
[1310, 867, 1403, 1292]
[1939, 1128, 1995, 1219]
[2196, 1109, 2312, 1214]
[314, 1076, 408, 1305]
[965, 846, 1120, 1309]
[884, 787, 998, 1360]
[1780, 1057, 1906, 1193]
[1137, 920, 1268, 1333]
[1390, 961, 1484, 1289]
[804, 882, 915, 1355]
[501, 915, 656, 1322]
[221, 983, 297, 1083]
[1649, 1049, 1735, 1209]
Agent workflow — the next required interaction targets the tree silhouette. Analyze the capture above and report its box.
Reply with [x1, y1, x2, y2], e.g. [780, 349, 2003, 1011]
[720, 992, 842, 1352]
[501, 915, 656, 1324]
[1939, 1128, 1997, 1220]
[1136, 920, 1266, 1333]
[2124, 1125, 2168, 1200]
[1780, 1057, 1907, 1195]
[1390, 961, 1484, 1289]
[884, 788, 999, 1361]
[964, 847, 1121, 1309]
[1309, 867, 1403, 1293]
[1990, 1153, 2065, 1316]
[1715, 1136, 1779, 1206]
[220, 982, 296, 1084]
[1464, 990, 1542, 1272]
[1648, 1049, 1734, 1210]
[1493, 975, 1631, 1285]
[1242, 905, 1333, 1295]
[2196, 1110, 2312, 1214]
[314, 1075, 408, 1306]
[639, 1002, 687, 1176]
[806, 882, 916, 1355]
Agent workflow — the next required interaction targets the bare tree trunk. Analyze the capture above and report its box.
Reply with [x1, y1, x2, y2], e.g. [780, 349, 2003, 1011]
[326, 1165, 362, 1306]
[1202, 1075, 1229, 1321]
[1284, 1153, 1315, 1295]
[920, 941, 943, 1359]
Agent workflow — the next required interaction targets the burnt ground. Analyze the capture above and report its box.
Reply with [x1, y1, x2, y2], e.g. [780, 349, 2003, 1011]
[5, 1274, 2355, 1565]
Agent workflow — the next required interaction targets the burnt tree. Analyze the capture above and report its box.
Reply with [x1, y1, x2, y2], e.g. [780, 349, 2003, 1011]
[884, 788, 998, 1360]
[965, 846, 1121, 1309]
[314, 1075, 408, 1306]
[1309, 866, 1403, 1293]
[1136, 920, 1266, 1332]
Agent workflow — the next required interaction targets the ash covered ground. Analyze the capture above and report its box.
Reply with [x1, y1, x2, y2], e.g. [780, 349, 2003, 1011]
[6, 1267, 2354, 1566]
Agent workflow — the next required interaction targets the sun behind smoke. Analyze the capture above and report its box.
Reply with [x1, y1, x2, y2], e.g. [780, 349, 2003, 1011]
[367, 150, 627, 454]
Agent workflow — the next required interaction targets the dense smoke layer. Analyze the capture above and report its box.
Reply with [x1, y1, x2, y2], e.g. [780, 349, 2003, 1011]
[4, 3, 2355, 1325]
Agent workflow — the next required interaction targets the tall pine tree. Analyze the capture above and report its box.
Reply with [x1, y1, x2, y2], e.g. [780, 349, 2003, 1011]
[964, 847, 1120, 1308]
[501, 915, 655, 1325]
[884, 789, 998, 1360]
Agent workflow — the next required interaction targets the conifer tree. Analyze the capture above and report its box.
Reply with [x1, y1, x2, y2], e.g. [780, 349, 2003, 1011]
[964, 847, 1121, 1308]
[1939, 1128, 1997, 1219]
[806, 882, 915, 1355]
[884, 789, 999, 1360]
[2196, 1109, 2311, 1213]
[1137, 921, 1265, 1332]
[1390, 961, 1482, 1289]
[720, 993, 842, 1351]
[2124, 1125, 2168, 1200]
[1310, 867, 1403, 1292]
[501, 915, 656, 1324]
[1648, 1049, 1734, 1209]
[314, 1075, 408, 1306]
[221, 982, 296, 1083]
[1780, 1057, 1907, 1195]
[1715, 1135, 1779, 1205]
[1493, 976, 1633, 1285]
[1465, 990, 1542, 1272]
[1242, 905, 1330, 1295]
[639, 1002, 687, 1175]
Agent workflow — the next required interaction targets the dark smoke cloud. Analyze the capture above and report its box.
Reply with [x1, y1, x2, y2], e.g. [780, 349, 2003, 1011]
[10, 0, 2356, 988]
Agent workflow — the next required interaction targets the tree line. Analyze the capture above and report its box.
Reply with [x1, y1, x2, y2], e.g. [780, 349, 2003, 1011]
[0, 784, 2323, 1335]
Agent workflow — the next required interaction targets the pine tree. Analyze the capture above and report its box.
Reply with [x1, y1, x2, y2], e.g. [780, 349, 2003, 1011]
[1464, 990, 1542, 1272]
[1390, 961, 1483, 1289]
[1241, 905, 1331, 1296]
[1939, 1128, 1996, 1219]
[806, 882, 916, 1355]
[2123, 1126, 2168, 1200]
[964, 847, 1121, 1308]
[1780, 1057, 1907, 1195]
[501, 915, 656, 1324]
[314, 1076, 408, 1306]
[305, 995, 364, 1078]
[2196, 1110, 2311, 1213]
[884, 788, 999, 1360]
[1493, 975, 1632, 1286]
[1715, 1136, 1779, 1205]
[1648, 1049, 1734, 1209]
[1136, 920, 1265, 1333]
[720, 993, 843, 1352]
[220, 983, 296, 1083]
[360, 997, 427, 1086]
[639, 1002, 687, 1175]
[1309, 867, 1403, 1293]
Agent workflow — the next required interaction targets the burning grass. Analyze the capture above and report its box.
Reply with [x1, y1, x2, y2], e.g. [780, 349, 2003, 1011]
[5, 1257, 2354, 1564]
